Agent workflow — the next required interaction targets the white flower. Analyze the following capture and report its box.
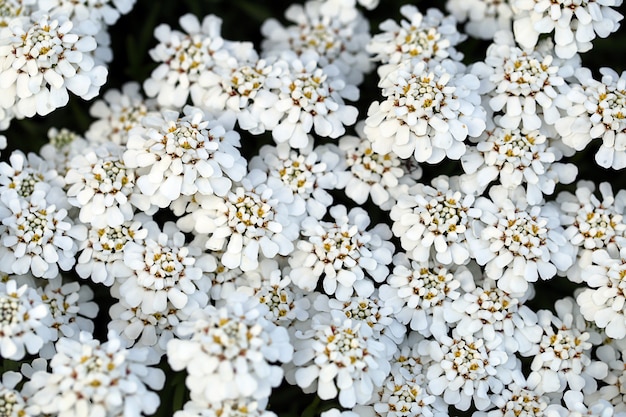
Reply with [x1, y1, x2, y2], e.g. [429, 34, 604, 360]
[249, 142, 346, 220]
[37, 276, 98, 343]
[545, 390, 625, 417]
[590, 340, 626, 412]
[444, 278, 543, 356]
[474, 382, 550, 417]
[527, 298, 608, 394]
[0, 0, 34, 28]
[379, 252, 476, 337]
[176, 171, 299, 272]
[65, 142, 137, 228]
[260, 51, 359, 149]
[119, 221, 215, 315]
[470, 186, 576, 295]
[312, 290, 406, 358]
[513, 0, 624, 59]
[0, 279, 52, 360]
[558, 181, 626, 283]
[39, 127, 89, 176]
[577, 247, 626, 339]
[289, 309, 390, 408]
[0, 189, 86, 278]
[36, 0, 136, 26]
[124, 106, 247, 212]
[108, 287, 208, 356]
[446, 0, 514, 40]
[422, 329, 517, 411]
[195, 56, 282, 134]
[289, 205, 394, 301]
[174, 398, 278, 417]
[0, 370, 29, 417]
[370, 333, 448, 417]
[0, 149, 67, 208]
[76, 215, 149, 286]
[390, 175, 480, 265]
[0, 13, 107, 118]
[460, 124, 577, 205]
[86, 81, 158, 146]
[240, 259, 311, 326]
[555, 67, 626, 169]
[368, 5, 465, 66]
[261, 0, 372, 85]
[473, 31, 576, 131]
[27, 331, 165, 417]
[365, 59, 485, 163]
[338, 121, 422, 211]
[144, 13, 251, 108]
[167, 292, 292, 405]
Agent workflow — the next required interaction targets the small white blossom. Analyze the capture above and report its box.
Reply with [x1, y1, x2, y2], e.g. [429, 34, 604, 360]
[558, 181, 626, 283]
[390, 175, 480, 265]
[365, 59, 485, 163]
[513, 0, 624, 59]
[124, 106, 247, 211]
[36, 0, 136, 26]
[312, 290, 406, 358]
[86, 81, 158, 146]
[544, 390, 625, 417]
[527, 298, 608, 394]
[249, 142, 346, 220]
[39, 127, 89, 176]
[589, 340, 626, 412]
[289, 309, 389, 408]
[473, 382, 550, 417]
[470, 186, 576, 295]
[144, 13, 244, 108]
[379, 253, 476, 337]
[370, 333, 448, 417]
[37, 276, 98, 344]
[260, 51, 359, 149]
[76, 215, 149, 286]
[368, 5, 465, 67]
[0, 279, 52, 360]
[0, 370, 29, 417]
[422, 330, 517, 411]
[0, 189, 86, 278]
[261, 0, 372, 85]
[0, 149, 67, 208]
[555, 67, 626, 169]
[446, 0, 514, 40]
[177, 171, 300, 272]
[577, 247, 626, 339]
[108, 288, 208, 356]
[289, 205, 394, 301]
[167, 292, 292, 405]
[461, 124, 577, 205]
[444, 278, 543, 355]
[27, 331, 165, 417]
[119, 221, 215, 315]
[175, 398, 278, 417]
[473, 31, 576, 131]
[66, 142, 136, 228]
[0, 13, 107, 118]
[338, 121, 422, 210]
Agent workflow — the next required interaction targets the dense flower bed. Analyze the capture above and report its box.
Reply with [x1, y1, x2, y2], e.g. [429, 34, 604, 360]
[1, 0, 626, 416]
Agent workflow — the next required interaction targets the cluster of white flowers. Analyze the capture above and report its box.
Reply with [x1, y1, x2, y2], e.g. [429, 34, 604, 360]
[1, 0, 626, 416]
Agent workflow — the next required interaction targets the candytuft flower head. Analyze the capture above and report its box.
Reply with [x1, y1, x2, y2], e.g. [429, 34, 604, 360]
[167, 292, 292, 405]
[26, 331, 165, 417]
[0, 12, 108, 118]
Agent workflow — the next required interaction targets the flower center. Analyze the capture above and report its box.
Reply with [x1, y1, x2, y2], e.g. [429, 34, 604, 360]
[95, 225, 136, 255]
[0, 295, 21, 326]
[500, 54, 554, 96]
[277, 155, 315, 194]
[17, 209, 52, 245]
[11, 172, 43, 198]
[228, 65, 266, 98]
[499, 211, 548, 258]
[171, 35, 208, 74]
[228, 192, 273, 232]
[92, 159, 133, 194]
[290, 70, 327, 110]
[447, 339, 488, 380]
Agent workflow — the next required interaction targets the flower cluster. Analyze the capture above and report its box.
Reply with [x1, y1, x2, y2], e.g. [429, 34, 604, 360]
[0, 0, 625, 416]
